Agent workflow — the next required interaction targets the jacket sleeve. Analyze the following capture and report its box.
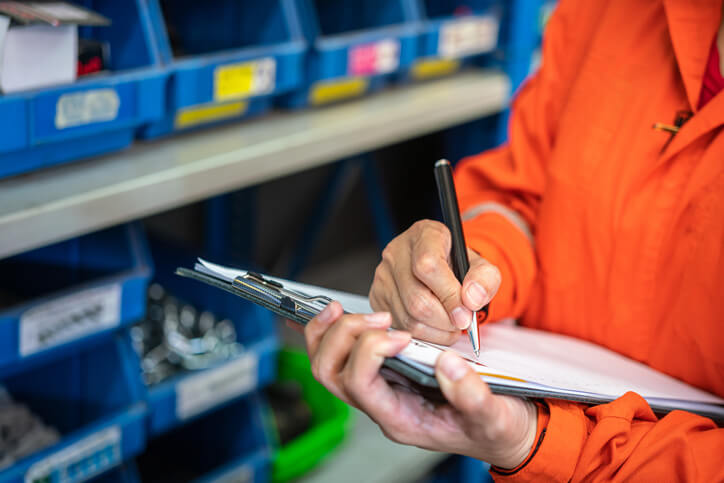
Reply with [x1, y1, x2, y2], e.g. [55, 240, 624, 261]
[454, 0, 593, 320]
[491, 393, 724, 482]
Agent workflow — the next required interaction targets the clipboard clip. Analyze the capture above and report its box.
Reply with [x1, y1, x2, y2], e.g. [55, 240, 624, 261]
[232, 271, 333, 320]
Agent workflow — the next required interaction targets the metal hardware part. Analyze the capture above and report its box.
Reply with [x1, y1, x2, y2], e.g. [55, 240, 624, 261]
[133, 283, 244, 385]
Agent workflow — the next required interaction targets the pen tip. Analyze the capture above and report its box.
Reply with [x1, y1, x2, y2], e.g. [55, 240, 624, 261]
[474, 348, 480, 358]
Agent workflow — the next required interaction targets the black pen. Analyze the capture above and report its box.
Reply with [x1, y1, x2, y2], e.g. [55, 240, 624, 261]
[434, 159, 481, 358]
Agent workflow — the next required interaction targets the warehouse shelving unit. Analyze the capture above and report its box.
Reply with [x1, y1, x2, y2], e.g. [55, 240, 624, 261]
[0, 0, 551, 479]
[0, 70, 508, 260]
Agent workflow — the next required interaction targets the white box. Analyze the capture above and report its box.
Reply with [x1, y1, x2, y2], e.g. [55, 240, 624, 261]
[0, 15, 77, 94]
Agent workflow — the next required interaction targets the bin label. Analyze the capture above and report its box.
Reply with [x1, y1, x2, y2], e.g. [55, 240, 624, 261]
[176, 352, 258, 420]
[438, 16, 499, 58]
[214, 57, 276, 102]
[20, 284, 122, 356]
[411, 58, 462, 80]
[209, 464, 253, 483]
[309, 77, 369, 105]
[348, 39, 400, 76]
[174, 100, 249, 129]
[55, 88, 120, 129]
[25, 426, 121, 483]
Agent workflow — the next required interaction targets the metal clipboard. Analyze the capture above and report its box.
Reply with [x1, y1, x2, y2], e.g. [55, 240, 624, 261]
[175, 262, 450, 402]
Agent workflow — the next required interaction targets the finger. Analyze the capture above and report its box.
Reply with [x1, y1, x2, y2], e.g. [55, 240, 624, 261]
[382, 276, 460, 345]
[311, 312, 392, 401]
[461, 249, 502, 312]
[436, 353, 538, 468]
[435, 351, 498, 423]
[304, 301, 344, 358]
[409, 222, 471, 330]
[390, 250, 458, 332]
[343, 329, 412, 421]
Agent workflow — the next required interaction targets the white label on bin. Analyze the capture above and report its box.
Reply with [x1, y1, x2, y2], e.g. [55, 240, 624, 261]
[214, 57, 276, 102]
[55, 88, 120, 129]
[348, 39, 400, 76]
[20, 284, 122, 356]
[209, 464, 253, 483]
[25, 426, 121, 483]
[176, 352, 258, 420]
[438, 16, 499, 59]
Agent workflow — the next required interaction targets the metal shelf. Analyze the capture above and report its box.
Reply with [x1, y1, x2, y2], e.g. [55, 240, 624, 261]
[0, 70, 508, 259]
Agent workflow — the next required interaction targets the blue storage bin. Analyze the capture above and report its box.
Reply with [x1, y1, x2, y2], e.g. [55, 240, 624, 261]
[0, 336, 146, 483]
[93, 463, 141, 483]
[136, 395, 271, 483]
[409, 0, 503, 81]
[131, 242, 278, 436]
[139, 0, 306, 138]
[0, 224, 152, 379]
[0, 0, 167, 179]
[280, 0, 422, 107]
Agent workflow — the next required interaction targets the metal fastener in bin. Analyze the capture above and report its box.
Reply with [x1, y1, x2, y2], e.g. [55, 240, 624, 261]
[0, 388, 60, 471]
[132, 283, 244, 385]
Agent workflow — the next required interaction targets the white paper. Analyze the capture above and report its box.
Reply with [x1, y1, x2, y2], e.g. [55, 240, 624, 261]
[190, 260, 724, 418]
[1, 23, 76, 93]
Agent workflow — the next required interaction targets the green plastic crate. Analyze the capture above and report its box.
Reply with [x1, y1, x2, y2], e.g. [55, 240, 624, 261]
[269, 348, 354, 482]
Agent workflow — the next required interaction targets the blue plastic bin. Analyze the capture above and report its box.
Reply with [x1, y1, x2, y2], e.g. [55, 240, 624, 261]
[139, 0, 306, 138]
[0, 223, 152, 380]
[0, 335, 147, 483]
[93, 463, 141, 483]
[409, 0, 503, 80]
[0, 0, 167, 179]
[130, 242, 278, 436]
[280, 0, 422, 107]
[136, 395, 271, 483]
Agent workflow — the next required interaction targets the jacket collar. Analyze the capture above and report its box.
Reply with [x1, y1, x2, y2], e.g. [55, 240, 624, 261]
[662, 0, 724, 159]
[663, 0, 722, 111]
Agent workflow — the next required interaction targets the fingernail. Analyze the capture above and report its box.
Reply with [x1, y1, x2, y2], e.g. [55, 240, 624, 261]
[364, 312, 391, 325]
[316, 303, 336, 324]
[452, 307, 471, 329]
[467, 282, 488, 308]
[438, 352, 469, 381]
[388, 330, 410, 342]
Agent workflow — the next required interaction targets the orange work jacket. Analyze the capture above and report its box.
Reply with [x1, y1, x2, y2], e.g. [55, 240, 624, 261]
[455, 0, 724, 480]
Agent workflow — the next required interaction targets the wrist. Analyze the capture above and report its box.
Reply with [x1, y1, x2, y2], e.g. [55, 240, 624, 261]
[494, 398, 539, 469]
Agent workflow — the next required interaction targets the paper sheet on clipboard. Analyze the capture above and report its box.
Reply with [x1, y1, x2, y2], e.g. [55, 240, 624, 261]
[193, 259, 724, 420]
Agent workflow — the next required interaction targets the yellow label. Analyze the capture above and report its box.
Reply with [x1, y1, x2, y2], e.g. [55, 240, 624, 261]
[214, 58, 276, 102]
[309, 77, 369, 106]
[411, 58, 462, 80]
[174, 101, 248, 129]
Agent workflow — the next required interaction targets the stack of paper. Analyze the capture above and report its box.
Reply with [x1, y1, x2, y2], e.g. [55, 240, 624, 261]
[191, 259, 724, 423]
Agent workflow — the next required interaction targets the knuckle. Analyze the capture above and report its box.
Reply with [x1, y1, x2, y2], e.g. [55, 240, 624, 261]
[405, 291, 433, 321]
[413, 253, 440, 279]
[316, 360, 335, 383]
[381, 244, 395, 264]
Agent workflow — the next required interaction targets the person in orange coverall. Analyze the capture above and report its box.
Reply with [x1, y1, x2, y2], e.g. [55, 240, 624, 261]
[302, 0, 724, 480]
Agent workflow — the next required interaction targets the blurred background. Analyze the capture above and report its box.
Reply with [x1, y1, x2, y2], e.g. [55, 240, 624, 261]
[0, 1, 555, 482]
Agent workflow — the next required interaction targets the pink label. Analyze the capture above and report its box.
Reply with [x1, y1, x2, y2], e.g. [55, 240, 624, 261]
[348, 39, 400, 76]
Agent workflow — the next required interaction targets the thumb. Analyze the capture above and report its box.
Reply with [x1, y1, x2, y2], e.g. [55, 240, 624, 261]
[435, 351, 496, 421]
[461, 250, 501, 312]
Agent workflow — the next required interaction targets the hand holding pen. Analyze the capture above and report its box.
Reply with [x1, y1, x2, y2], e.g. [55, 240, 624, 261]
[368, 161, 501, 349]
